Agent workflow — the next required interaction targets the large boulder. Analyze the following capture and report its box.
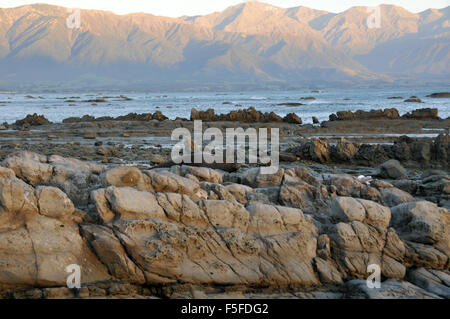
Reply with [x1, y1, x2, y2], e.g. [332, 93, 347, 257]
[2, 152, 53, 185]
[35, 186, 75, 221]
[101, 166, 152, 191]
[170, 165, 223, 184]
[378, 160, 408, 180]
[391, 201, 449, 248]
[331, 141, 359, 162]
[305, 139, 330, 163]
[0, 171, 110, 289]
[145, 170, 207, 200]
[104, 187, 166, 220]
[0, 173, 38, 229]
[79, 224, 146, 284]
[48, 155, 105, 207]
[280, 167, 329, 214]
[242, 167, 285, 188]
[379, 187, 416, 207]
[14, 114, 51, 126]
[328, 198, 406, 279]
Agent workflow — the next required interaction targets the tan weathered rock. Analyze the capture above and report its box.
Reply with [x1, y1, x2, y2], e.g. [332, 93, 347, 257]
[330, 197, 366, 223]
[0, 175, 38, 229]
[279, 167, 330, 214]
[327, 198, 400, 278]
[224, 183, 255, 204]
[156, 192, 209, 228]
[0, 167, 16, 179]
[176, 166, 224, 184]
[79, 224, 146, 284]
[105, 186, 166, 220]
[200, 200, 249, 231]
[2, 151, 53, 185]
[24, 215, 111, 287]
[242, 167, 285, 188]
[90, 188, 115, 223]
[102, 166, 152, 191]
[391, 201, 449, 248]
[35, 186, 75, 221]
[145, 170, 207, 200]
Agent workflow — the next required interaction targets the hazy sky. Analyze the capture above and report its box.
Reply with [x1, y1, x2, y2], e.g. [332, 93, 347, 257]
[1, 0, 448, 16]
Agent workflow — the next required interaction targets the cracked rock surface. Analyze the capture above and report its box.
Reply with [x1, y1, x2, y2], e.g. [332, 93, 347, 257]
[0, 151, 448, 299]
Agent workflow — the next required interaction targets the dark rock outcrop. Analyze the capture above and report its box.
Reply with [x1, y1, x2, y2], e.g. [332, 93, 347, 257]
[403, 108, 439, 120]
[426, 92, 450, 98]
[15, 114, 51, 126]
[329, 108, 400, 121]
[191, 107, 285, 123]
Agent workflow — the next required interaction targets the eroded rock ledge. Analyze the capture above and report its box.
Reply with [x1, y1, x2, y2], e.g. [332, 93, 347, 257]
[0, 151, 448, 299]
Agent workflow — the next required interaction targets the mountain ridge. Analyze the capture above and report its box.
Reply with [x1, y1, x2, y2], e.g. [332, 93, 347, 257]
[0, 2, 448, 91]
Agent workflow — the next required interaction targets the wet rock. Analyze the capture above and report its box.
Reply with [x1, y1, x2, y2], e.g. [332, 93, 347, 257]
[427, 92, 450, 98]
[331, 141, 359, 162]
[304, 139, 330, 163]
[329, 108, 400, 121]
[83, 132, 97, 140]
[434, 134, 449, 162]
[97, 146, 113, 156]
[277, 102, 304, 107]
[190, 107, 286, 123]
[404, 98, 423, 103]
[345, 279, 441, 299]
[378, 160, 407, 180]
[407, 268, 450, 298]
[283, 113, 302, 124]
[403, 108, 439, 120]
[15, 114, 51, 127]
[151, 154, 166, 165]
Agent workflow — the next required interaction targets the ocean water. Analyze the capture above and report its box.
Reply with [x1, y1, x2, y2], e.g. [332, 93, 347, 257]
[0, 87, 449, 124]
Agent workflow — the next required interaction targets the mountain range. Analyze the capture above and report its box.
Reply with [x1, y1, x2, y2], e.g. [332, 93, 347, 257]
[0, 2, 448, 91]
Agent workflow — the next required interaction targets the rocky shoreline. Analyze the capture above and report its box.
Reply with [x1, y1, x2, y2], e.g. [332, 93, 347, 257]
[0, 106, 448, 299]
[0, 150, 448, 299]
